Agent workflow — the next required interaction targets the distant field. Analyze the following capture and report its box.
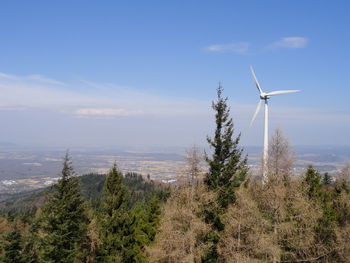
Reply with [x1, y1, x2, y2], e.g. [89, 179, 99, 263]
[0, 145, 349, 194]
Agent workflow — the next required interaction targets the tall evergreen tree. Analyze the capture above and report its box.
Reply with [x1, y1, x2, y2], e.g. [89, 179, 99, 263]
[202, 86, 248, 263]
[40, 153, 89, 263]
[97, 164, 144, 263]
[205, 85, 248, 208]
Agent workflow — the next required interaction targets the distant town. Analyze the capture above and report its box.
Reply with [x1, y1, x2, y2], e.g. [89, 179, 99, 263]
[0, 145, 349, 194]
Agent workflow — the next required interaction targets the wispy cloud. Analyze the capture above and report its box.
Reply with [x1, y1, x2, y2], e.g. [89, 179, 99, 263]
[0, 72, 348, 147]
[75, 108, 143, 118]
[205, 37, 308, 54]
[268, 37, 308, 49]
[0, 72, 65, 85]
[0, 72, 209, 118]
[205, 42, 250, 54]
[27, 74, 65, 85]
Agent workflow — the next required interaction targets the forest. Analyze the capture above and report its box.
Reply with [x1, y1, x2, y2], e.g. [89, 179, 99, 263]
[1, 87, 350, 263]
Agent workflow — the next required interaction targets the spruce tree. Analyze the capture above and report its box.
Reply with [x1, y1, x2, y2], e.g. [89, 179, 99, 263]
[145, 194, 161, 242]
[133, 194, 161, 247]
[303, 165, 322, 199]
[202, 85, 248, 263]
[97, 164, 144, 263]
[3, 228, 24, 263]
[323, 172, 332, 185]
[205, 85, 248, 208]
[40, 153, 89, 263]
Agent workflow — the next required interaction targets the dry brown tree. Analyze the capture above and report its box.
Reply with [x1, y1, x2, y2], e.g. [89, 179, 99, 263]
[337, 163, 350, 185]
[145, 183, 213, 262]
[333, 162, 350, 261]
[268, 128, 294, 182]
[218, 177, 333, 263]
[185, 144, 204, 185]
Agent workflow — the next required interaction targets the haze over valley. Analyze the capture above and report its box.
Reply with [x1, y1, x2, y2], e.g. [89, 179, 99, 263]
[1, 144, 349, 194]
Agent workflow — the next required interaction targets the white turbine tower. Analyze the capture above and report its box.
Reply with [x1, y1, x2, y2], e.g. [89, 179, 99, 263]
[249, 66, 300, 182]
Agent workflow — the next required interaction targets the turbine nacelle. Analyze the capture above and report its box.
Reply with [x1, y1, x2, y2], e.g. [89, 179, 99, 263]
[249, 66, 300, 126]
[260, 92, 270, 100]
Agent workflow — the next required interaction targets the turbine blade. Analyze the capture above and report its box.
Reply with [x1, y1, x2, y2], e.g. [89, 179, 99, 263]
[250, 66, 263, 94]
[250, 100, 262, 127]
[266, 90, 300, 96]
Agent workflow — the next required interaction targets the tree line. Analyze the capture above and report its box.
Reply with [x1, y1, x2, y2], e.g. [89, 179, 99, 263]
[0, 155, 168, 262]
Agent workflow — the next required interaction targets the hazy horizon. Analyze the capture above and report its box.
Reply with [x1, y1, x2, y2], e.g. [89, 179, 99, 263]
[0, 1, 349, 148]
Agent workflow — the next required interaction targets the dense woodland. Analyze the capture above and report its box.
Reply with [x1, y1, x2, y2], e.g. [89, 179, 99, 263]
[1, 87, 350, 262]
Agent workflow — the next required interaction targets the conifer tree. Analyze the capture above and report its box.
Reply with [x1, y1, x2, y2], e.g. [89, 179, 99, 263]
[97, 164, 144, 262]
[3, 228, 24, 263]
[205, 85, 248, 208]
[303, 166, 338, 246]
[40, 153, 89, 263]
[146, 194, 161, 242]
[323, 172, 332, 185]
[132, 195, 161, 248]
[303, 165, 322, 199]
[202, 85, 248, 262]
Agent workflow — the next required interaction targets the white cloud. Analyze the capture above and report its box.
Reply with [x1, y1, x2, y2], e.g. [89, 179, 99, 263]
[205, 42, 250, 54]
[268, 37, 308, 49]
[0, 73, 19, 80]
[0, 72, 209, 118]
[0, 72, 348, 147]
[27, 74, 65, 85]
[75, 108, 143, 117]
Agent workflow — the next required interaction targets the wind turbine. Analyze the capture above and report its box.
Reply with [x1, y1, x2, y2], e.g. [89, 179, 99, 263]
[249, 66, 300, 181]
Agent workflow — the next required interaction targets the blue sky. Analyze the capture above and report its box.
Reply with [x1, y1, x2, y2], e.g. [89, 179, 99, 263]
[0, 1, 349, 148]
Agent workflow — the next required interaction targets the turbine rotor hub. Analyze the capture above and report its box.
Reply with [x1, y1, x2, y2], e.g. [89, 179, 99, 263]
[260, 93, 270, 100]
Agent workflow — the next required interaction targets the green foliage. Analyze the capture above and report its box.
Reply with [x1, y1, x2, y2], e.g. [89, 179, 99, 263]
[200, 230, 220, 263]
[201, 199, 224, 231]
[303, 165, 322, 199]
[0, 171, 169, 219]
[79, 173, 106, 208]
[0, 155, 172, 263]
[124, 172, 169, 208]
[205, 85, 248, 208]
[303, 166, 339, 246]
[133, 194, 161, 245]
[39, 154, 89, 263]
[323, 172, 332, 185]
[316, 203, 338, 245]
[202, 86, 248, 262]
[97, 164, 145, 263]
[0, 191, 46, 218]
[2, 227, 24, 263]
[132, 194, 161, 252]
[147, 195, 161, 238]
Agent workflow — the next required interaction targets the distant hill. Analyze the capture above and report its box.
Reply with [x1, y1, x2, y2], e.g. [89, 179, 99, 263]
[0, 172, 169, 215]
